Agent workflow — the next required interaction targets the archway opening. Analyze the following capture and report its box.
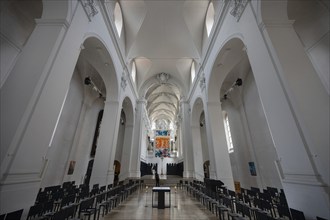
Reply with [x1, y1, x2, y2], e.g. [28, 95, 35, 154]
[208, 37, 282, 191]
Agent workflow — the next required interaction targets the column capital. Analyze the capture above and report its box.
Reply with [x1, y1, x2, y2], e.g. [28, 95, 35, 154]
[125, 123, 134, 128]
[259, 19, 295, 31]
[104, 100, 119, 105]
[137, 98, 147, 105]
[206, 100, 221, 107]
[191, 125, 200, 129]
[180, 100, 189, 104]
[35, 18, 69, 29]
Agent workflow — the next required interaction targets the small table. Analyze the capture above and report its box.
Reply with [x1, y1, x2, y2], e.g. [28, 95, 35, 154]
[152, 187, 171, 209]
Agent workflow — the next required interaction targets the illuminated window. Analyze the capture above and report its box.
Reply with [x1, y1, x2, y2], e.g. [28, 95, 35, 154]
[114, 2, 123, 37]
[223, 112, 234, 153]
[131, 61, 136, 83]
[205, 2, 215, 37]
[191, 61, 196, 83]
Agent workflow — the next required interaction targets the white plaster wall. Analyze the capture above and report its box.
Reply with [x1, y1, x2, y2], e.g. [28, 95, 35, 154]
[242, 72, 282, 189]
[287, 1, 330, 187]
[0, 36, 21, 89]
[40, 71, 84, 187]
[0, 1, 124, 214]
[289, 0, 329, 94]
[0, 22, 69, 166]
[140, 129, 148, 161]
[0, 1, 40, 88]
[64, 98, 104, 185]
[224, 99, 258, 189]
[200, 123, 209, 164]
[115, 122, 125, 162]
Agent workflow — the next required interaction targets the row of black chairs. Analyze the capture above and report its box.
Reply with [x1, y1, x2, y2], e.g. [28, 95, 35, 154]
[184, 180, 328, 220]
[24, 180, 139, 220]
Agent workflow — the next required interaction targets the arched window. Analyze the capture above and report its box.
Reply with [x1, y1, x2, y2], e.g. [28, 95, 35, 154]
[191, 61, 196, 83]
[205, 2, 215, 37]
[114, 2, 123, 37]
[223, 111, 234, 153]
[131, 60, 136, 83]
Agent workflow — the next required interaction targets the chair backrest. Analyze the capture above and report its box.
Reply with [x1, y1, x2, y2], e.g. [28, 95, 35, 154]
[316, 217, 327, 220]
[290, 208, 305, 220]
[0, 214, 5, 220]
[277, 205, 291, 218]
[235, 202, 243, 214]
[27, 203, 43, 219]
[65, 204, 77, 219]
[255, 210, 274, 220]
[223, 197, 233, 210]
[52, 208, 66, 220]
[42, 201, 54, 214]
[261, 200, 272, 212]
[242, 205, 251, 218]
[5, 209, 23, 220]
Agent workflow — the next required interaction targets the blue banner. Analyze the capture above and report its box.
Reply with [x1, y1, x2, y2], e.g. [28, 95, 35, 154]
[155, 130, 169, 136]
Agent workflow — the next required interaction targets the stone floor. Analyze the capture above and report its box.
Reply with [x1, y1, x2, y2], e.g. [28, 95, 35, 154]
[101, 186, 219, 220]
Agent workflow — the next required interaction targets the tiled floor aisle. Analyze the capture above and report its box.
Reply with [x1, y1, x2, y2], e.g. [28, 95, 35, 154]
[102, 186, 218, 220]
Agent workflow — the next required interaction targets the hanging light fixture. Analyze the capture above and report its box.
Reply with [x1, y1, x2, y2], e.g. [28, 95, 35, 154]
[84, 76, 105, 99]
[220, 78, 243, 102]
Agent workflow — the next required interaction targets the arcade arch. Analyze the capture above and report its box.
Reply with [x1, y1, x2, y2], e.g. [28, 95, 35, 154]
[115, 97, 135, 180]
[191, 98, 206, 181]
[208, 37, 282, 190]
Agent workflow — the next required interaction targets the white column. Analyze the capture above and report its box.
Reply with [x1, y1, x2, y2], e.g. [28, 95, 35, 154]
[191, 125, 205, 180]
[0, 7, 88, 214]
[90, 100, 121, 186]
[240, 5, 329, 218]
[205, 101, 234, 190]
[128, 99, 145, 178]
[120, 123, 134, 179]
[180, 100, 194, 178]
[176, 122, 182, 158]
[261, 19, 330, 183]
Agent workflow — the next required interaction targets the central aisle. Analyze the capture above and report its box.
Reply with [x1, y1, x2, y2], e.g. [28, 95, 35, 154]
[103, 186, 218, 220]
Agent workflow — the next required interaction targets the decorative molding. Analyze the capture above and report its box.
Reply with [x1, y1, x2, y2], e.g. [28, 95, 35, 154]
[79, 0, 98, 22]
[0, 172, 42, 185]
[259, 20, 295, 31]
[121, 73, 127, 91]
[199, 73, 206, 92]
[35, 18, 70, 29]
[282, 173, 326, 187]
[157, 72, 170, 84]
[142, 104, 151, 130]
[230, 0, 249, 22]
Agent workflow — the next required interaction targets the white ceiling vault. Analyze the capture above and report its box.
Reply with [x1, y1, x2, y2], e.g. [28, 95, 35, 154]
[119, 0, 210, 126]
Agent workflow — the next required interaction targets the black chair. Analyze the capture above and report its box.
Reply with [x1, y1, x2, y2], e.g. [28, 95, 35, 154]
[42, 200, 55, 216]
[222, 196, 240, 220]
[255, 210, 275, 220]
[0, 214, 5, 220]
[235, 202, 244, 216]
[277, 204, 291, 219]
[52, 208, 66, 220]
[27, 203, 43, 219]
[78, 197, 96, 220]
[64, 204, 77, 219]
[290, 208, 305, 220]
[316, 217, 328, 220]
[242, 204, 252, 219]
[5, 209, 23, 220]
[95, 192, 107, 220]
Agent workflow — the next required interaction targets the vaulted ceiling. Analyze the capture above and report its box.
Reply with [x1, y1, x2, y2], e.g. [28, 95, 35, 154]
[120, 0, 210, 126]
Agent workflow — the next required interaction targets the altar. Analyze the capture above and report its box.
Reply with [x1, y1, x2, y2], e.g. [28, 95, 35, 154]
[152, 187, 171, 209]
